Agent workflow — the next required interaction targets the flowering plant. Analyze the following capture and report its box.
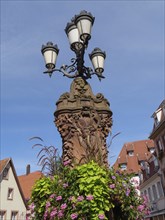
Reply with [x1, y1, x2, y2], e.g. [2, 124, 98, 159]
[28, 161, 150, 220]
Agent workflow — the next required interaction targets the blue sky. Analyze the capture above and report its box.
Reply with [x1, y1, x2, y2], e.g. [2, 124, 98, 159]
[1, 1, 164, 175]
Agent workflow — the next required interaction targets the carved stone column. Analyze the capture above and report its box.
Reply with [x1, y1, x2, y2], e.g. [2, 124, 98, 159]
[54, 77, 113, 166]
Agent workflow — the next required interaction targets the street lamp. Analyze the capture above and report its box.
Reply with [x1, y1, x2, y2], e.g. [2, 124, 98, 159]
[41, 10, 106, 80]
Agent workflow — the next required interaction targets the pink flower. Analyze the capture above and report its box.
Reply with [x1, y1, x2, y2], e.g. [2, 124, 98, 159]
[57, 210, 64, 218]
[50, 209, 57, 217]
[28, 202, 35, 210]
[56, 195, 62, 201]
[63, 183, 68, 188]
[86, 195, 94, 201]
[49, 193, 56, 198]
[126, 189, 130, 196]
[63, 160, 71, 166]
[46, 201, 51, 208]
[61, 203, 67, 210]
[98, 214, 105, 219]
[44, 211, 48, 220]
[77, 195, 84, 201]
[137, 205, 145, 212]
[109, 184, 115, 189]
[71, 213, 78, 219]
[69, 196, 74, 201]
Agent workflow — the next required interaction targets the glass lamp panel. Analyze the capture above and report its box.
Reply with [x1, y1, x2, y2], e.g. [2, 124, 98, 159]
[76, 19, 92, 41]
[68, 27, 79, 45]
[43, 50, 57, 69]
[91, 55, 105, 73]
[67, 27, 83, 51]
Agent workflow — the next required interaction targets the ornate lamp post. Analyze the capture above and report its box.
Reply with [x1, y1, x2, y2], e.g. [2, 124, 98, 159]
[41, 10, 106, 80]
[41, 10, 112, 166]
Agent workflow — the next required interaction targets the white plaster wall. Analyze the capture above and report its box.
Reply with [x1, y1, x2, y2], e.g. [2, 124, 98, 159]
[0, 166, 26, 220]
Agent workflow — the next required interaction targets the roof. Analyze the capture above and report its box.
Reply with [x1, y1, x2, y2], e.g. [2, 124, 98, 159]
[18, 171, 43, 200]
[0, 158, 10, 174]
[0, 158, 27, 207]
[113, 139, 154, 174]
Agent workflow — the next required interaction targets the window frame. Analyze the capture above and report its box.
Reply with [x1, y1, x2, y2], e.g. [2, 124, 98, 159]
[0, 210, 6, 220]
[7, 188, 14, 200]
[3, 168, 9, 180]
[10, 211, 18, 220]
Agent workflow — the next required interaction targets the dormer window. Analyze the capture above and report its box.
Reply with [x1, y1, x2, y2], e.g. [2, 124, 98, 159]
[139, 160, 145, 167]
[154, 109, 162, 126]
[127, 150, 134, 156]
[120, 163, 127, 170]
[149, 147, 155, 154]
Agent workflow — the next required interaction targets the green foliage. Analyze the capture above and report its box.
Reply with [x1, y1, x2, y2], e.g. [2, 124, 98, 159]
[28, 161, 150, 220]
[30, 177, 52, 219]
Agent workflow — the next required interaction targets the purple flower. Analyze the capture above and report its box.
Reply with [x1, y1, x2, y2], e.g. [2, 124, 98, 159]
[56, 195, 62, 201]
[112, 176, 116, 180]
[58, 210, 64, 218]
[98, 214, 105, 219]
[126, 189, 130, 196]
[109, 184, 115, 189]
[49, 193, 56, 199]
[71, 213, 78, 219]
[63, 160, 71, 166]
[69, 196, 74, 201]
[77, 195, 84, 202]
[43, 211, 48, 220]
[137, 205, 145, 212]
[86, 195, 94, 201]
[63, 183, 68, 188]
[46, 201, 51, 208]
[61, 203, 67, 210]
[50, 209, 57, 217]
[28, 202, 35, 210]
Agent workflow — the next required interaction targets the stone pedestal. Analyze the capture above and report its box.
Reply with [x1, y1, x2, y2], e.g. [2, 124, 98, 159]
[54, 77, 112, 166]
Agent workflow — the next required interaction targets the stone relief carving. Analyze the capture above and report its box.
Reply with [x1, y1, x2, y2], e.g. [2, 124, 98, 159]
[54, 77, 112, 166]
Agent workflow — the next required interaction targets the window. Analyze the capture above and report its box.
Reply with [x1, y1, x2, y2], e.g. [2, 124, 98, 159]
[3, 168, 9, 180]
[148, 187, 153, 202]
[149, 148, 155, 154]
[140, 161, 145, 166]
[158, 140, 163, 150]
[0, 211, 6, 220]
[152, 185, 158, 200]
[128, 151, 134, 156]
[153, 156, 159, 168]
[157, 181, 164, 198]
[11, 212, 18, 220]
[7, 188, 14, 200]
[120, 163, 127, 170]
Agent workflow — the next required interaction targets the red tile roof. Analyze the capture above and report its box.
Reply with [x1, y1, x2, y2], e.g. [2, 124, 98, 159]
[0, 158, 10, 174]
[113, 139, 154, 174]
[18, 171, 43, 200]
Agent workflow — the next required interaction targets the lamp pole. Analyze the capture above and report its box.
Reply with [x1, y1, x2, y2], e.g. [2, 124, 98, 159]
[41, 11, 112, 166]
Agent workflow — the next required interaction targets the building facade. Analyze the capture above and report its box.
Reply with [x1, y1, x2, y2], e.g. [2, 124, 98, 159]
[149, 100, 165, 191]
[0, 158, 27, 220]
[140, 153, 165, 219]
[140, 100, 165, 219]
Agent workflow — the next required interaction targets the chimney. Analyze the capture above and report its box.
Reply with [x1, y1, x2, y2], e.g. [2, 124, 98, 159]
[26, 164, 30, 175]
